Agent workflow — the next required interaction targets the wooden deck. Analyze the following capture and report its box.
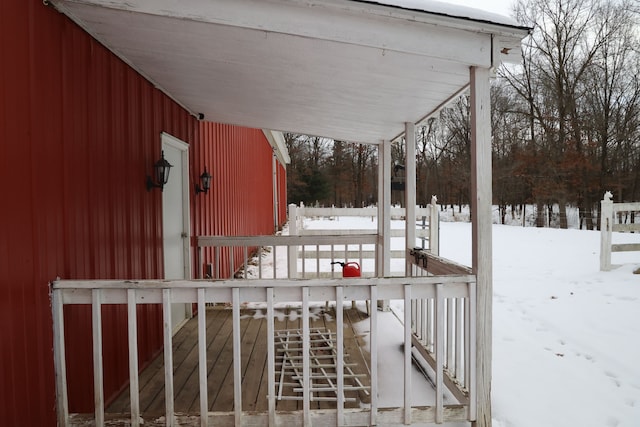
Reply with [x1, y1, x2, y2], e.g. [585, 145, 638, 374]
[107, 304, 372, 417]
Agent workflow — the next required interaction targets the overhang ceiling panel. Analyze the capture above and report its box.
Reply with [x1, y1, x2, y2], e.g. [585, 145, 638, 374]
[51, 0, 529, 143]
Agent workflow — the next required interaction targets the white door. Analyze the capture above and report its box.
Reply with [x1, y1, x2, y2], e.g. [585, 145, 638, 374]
[161, 133, 192, 333]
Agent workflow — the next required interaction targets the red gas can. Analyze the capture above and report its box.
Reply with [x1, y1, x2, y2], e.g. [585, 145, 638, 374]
[331, 261, 361, 277]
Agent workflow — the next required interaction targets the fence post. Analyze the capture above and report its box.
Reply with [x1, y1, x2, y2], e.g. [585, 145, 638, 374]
[288, 203, 299, 278]
[430, 196, 440, 256]
[600, 192, 614, 271]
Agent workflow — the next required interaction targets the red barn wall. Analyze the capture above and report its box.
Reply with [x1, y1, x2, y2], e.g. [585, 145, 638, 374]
[194, 124, 286, 278]
[0, 1, 288, 425]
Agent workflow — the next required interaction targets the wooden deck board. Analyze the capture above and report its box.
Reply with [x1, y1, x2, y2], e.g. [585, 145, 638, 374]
[106, 304, 372, 418]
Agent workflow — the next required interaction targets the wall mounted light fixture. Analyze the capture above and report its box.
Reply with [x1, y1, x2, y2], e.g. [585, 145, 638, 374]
[146, 150, 173, 192]
[195, 167, 212, 195]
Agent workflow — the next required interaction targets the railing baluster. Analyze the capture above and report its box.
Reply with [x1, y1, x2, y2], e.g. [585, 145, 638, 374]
[370, 285, 378, 426]
[127, 289, 140, 427]
[230, 246, 235, 279]
[198, 288, 208, 427]
[162, 289, 175, 427]
[273, 246, 277, 279]
[421, 299, 427, 346]
[456, 297, 464, 383]
[435, 284, 444, 423]
[469, 282, 478, 421]
[92, 289, 105, 427]
[301, 246, 306, 278]
[447, 298, 455, 373]
[232, 288, 242, 426]
[267, 288, 276, 426]
[316, 244, 320, 277]
[336, 286, 344, 425]
[215, 247, 220, 279]
[52, 289, 69, 427]
[243, 246, 248, 278]
[404, 284, 412, 424]
[302, 287, 311, 426]
[258, 247, 263, 279]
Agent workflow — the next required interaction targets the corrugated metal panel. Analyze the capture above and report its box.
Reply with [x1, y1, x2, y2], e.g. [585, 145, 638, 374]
[1, 1, 288, 424]
[194, 122, 278, 278]
[0, 2, 196, 423]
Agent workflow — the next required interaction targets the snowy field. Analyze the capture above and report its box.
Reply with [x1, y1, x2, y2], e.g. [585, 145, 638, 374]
[300, 210, 640, 427]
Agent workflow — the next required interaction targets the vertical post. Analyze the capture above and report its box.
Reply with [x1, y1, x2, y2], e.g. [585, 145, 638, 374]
[273, 152, 279, 233]
[403, 284, 412, 424]
[267, 288, 276, 426]
[470, 66, 492, 426]
[127, 290, 140, 427]
[336, 286, 345, 426]
[430, 196, 440, 256]
[435, 284, 444, 424]
[198, 288, 208, 427]
[369, 285, 378, 426]
[288, 204, 298, 279]
[52, 288, 69, 427]
[163, 289, 175, 427]
[92, 289, 105, 427]
[377, 141, 391, 310]
[405, 122, 417, 276]
[302, 287, 311, 426]
[600, 193, 614, 271]
[232, 288, 242, 426]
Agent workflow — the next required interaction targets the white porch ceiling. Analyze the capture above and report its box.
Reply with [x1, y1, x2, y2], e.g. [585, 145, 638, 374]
[50, 0, 529, 144]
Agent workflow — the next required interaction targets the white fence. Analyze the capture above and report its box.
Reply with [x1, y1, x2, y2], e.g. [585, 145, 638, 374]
[52, 273, 476, 426]
[600, 194, 640, 271]
[288, 204, 440, 277]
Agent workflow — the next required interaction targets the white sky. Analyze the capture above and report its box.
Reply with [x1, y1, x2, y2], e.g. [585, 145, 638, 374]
[442, 0, 515, 17]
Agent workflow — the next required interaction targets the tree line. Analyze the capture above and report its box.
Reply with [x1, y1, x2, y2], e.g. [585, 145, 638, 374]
[285, 0, 640, 229]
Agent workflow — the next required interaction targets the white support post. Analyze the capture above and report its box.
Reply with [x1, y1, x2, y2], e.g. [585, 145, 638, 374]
[430, 197, 440, 256]
[336, 286, 345, 426]
[232, 288, 242, 426]
[377, 141, 391, 311]
[163, 289, 175, 427]
[470, 65, 492, 427]
[405, 122, 417, 276]
[127, 290, 140, 427]
[404, 284, 412, 424]
[267, 288, 276, 426]
[197, 288, 208, 427]
[600, 194, 614, 271]
[435, 285, 444, 424]
[52, 289, 69, 427]
[369, 285, 378, 426]
[288, 204, 299, 279]
[302, 287, 311, 426]
[273, 152, 278, 233]
[92, 289, 105, 427]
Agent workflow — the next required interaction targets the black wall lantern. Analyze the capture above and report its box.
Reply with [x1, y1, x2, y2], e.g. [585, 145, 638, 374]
[146, 150, 173, 191]
[195, 167, 212, 195]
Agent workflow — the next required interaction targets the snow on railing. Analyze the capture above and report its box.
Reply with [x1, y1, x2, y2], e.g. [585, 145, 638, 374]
[51, 276, 476, 426]
[600, 192, 640, 271]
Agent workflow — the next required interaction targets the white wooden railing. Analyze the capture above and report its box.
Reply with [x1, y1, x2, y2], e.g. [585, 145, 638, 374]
[52, 275, 476, 426]
[600, 192, 640, 271]
[289, 204, 440, 275]
[197, 234, 379, 280]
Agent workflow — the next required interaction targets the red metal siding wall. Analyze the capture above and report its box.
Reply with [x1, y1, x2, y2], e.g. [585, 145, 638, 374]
[0, 2, 197, 424]
[1, 2, 286, 425]
[194, 123, 279, 277]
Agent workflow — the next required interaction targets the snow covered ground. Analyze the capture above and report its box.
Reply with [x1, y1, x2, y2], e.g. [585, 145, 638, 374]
[301, 211, 640, 427]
